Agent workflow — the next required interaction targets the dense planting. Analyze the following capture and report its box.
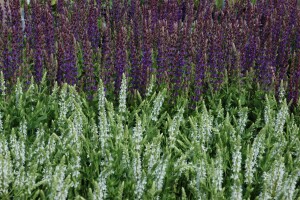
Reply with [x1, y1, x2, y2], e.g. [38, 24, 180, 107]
[0, 75, 299, 199]
[0, 0, 300, 104]
[1, 0, 300, 199]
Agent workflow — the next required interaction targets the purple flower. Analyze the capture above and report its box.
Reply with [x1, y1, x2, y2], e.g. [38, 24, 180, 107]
[82, 35, 96, 98]
[88, 0, 100, 49]
[114, 26, 126, 94]
[101, 24, 113, 88]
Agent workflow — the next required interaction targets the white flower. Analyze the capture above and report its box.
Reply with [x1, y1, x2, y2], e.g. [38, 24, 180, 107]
[281, 171, 300, 200]
[264, 96, 274, 126]
[155, 159, 168, 192]
[133, 153, 146, 200]
[51, 164, 70, 200]
[58, 85, 68, 126]
[0, 138, 13, 195]
[93, 172, 108, 200]
[231, 135, 242, 200]
[259, 159, 285, 199]
[70, 155, 81, 188]
[98, 80, 109, 156]
[196, 104, 213, 148]
[46, 135, 57, 160]
[278, 80, 285, 104]
[74, 111, 83, 136]
[19, 120, 27, 139]
[15, 79, 23, 108]
[0, 71, 6, 98]
[168, 108, 184, 148]
[151, 89, 165, 122]
[193, 159, 207, 200]
[119, 73, 127, 113]
[231, 184, 242, 200]
[0, 112, 3, 133]
[274, 101, 288, 136]
[237, 108, 248, 135]
[146, 142, 161, 174]
[146, 75, 155, 97]
[116, 115, 124, 142]
[133, 116, 143, 151]
[212, 148, 223, 192]
[245, 132, 265, 184]
[98, 79, 106, 113]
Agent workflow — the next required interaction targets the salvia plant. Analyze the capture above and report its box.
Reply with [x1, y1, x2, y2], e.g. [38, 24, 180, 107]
[0, 76, 298, 199]
[0, 0, 300, 199]
[0, 0, 300, 105]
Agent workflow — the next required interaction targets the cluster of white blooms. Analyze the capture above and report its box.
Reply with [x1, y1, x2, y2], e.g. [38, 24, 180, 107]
[212, 148, 223, 192]
[61, 121, 75, 150]
[245, 132, 265, 184]
[278, 80, 285, 104]
[0, 112, 3, 132]
[51, 82, 59, 100]
[270, 138, 287, 158]
[274, 101, 289, 136]
[190, 119, 199, 141]
[289, 123, 299, 144]
[263, 96, 276, 127]
[93, 171, 112, 200]
[150, 89, 165, 122]
[98, 80, 109, 156]
[146, 142, 161, 174]
[119, 73, 127, 113]
[154, 158, 168, 193]
[173, 154, 194, 177]
[24, 164, 38, 195]
[30, 128, 46, 165]
[146, 75, 155, 97]
[115, 115, 124, 142]
[9, 121, 27, 190]
[282, 172, 300, 200]
[231, 184, 242, 200]
[0, 71, 6, 98]
[43, 165, 53, 184]
[190, 105, 213, 152]
[196, 159, 206, 189]
[15, 79, 23, 108]
[237, 108, 248, 134]
[74, 111, 83, 136]
[201, 105, 213, 141]
[69, 155, 81, 188]
[68, 111, 83, 188]
[231, 135, 242, 200]
[10, 127, 26, 170]
[133, 154, 147, 200]
[98, 80, 106, 113]
[58, 85, 68, 126]
[90, 121, 98, 144]
[51, 164, 70, 200]
[19, 120, 27, 139]
[67, 88, 77, 113]
[46, 135, 57, 162]
[168, 108, 184, 148]
[0, 138, 13, 195]
[132, 117, 147, 198]
[133, 117, 143, 151]
[259, 160, 285, 200]
[198, 104, 213, 149]
[190, 159, 207, 200]
[121, 145, 130, 169]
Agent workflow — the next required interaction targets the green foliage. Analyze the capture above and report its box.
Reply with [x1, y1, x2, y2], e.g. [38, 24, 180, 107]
[0, 75, 299, 199]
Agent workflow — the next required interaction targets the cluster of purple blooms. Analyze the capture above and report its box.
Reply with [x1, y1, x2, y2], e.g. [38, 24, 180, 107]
[0, 0, 299, 103]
